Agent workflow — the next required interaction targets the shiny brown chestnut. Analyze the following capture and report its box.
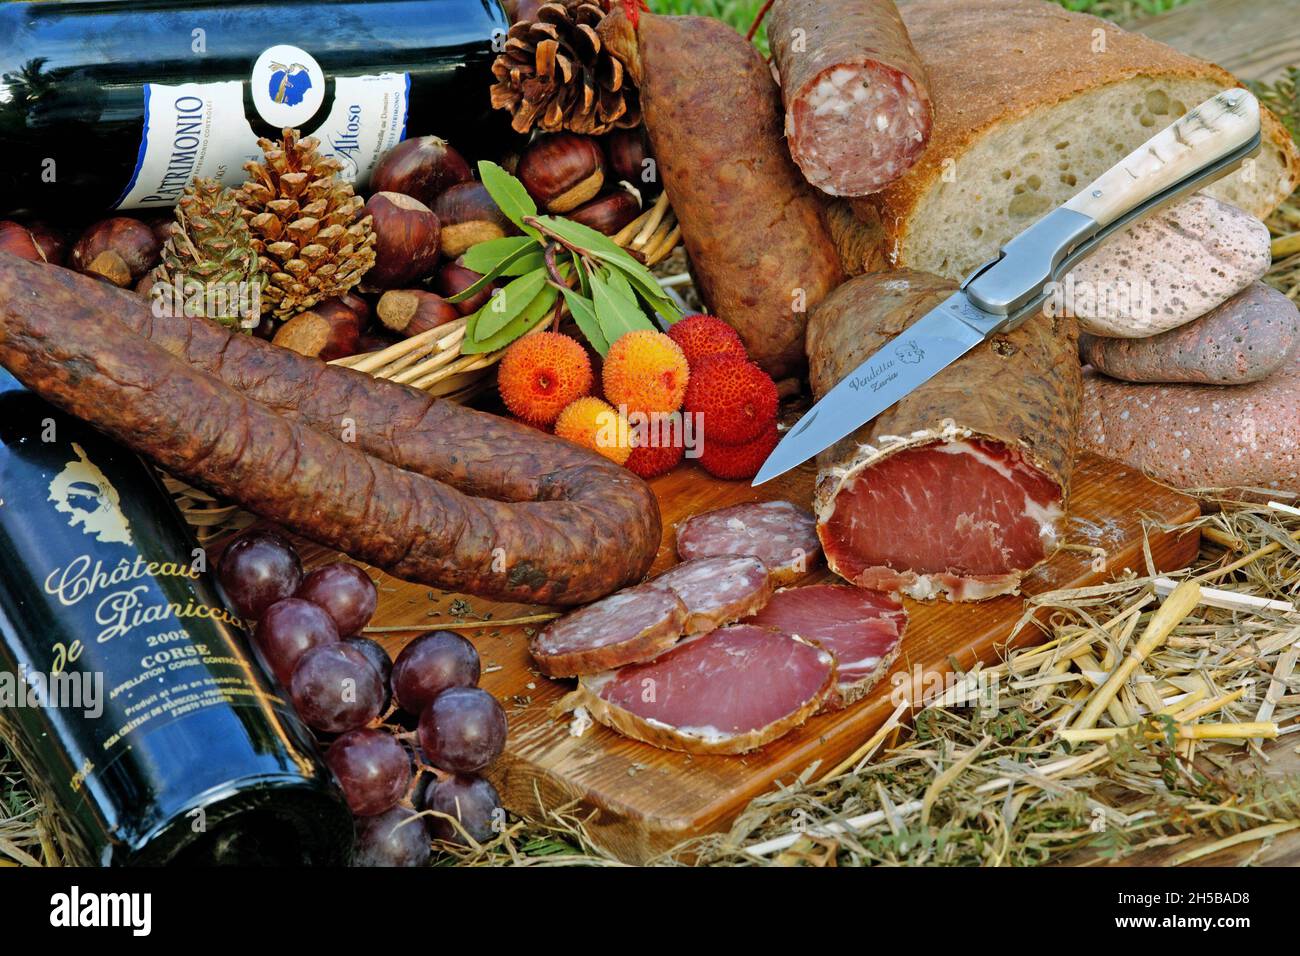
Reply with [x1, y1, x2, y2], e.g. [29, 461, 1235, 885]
[376, 289, 460, 338]
[370, 136, 473, 207]
[434, 259, 494, 316]
[432, 182, 512, 259]
[361, 192, 442, 290]
[272, 299, 363, 360]
[517, 133, 605, 213]
[0, 221, 48, 263]
[70, 217, 161, 287]
[567, 189, 642, 236]
[605, 127, 660, 196]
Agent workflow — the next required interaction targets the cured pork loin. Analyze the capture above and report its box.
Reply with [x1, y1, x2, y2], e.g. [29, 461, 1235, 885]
[576, 625, 835, 754]
[768, 0, 932, 196]
[675, 500, 822, 585]
[646, 556, 772, 635]
[806, 271, 1081, 601]
[530, 585, 687, 678]
[745, 585, 906, 709]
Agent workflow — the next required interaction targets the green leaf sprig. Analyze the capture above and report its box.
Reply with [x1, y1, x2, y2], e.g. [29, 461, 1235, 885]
[449, 161, 684, 356]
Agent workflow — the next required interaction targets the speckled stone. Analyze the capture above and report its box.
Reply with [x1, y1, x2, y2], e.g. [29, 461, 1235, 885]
[1077, 349, 1300, 497]
[1067, 194, 1271, 338]
[1080, 282, 1300, 385]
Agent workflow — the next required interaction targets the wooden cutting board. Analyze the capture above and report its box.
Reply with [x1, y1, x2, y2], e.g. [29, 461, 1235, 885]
[297, 450, 1201, 864]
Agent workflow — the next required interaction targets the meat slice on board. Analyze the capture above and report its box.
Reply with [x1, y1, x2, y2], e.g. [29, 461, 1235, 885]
[675, 500, 822, 585]
[576, 624, 836, 755]
[745, 585, 906, 709]
[529, 585, 688, 677]
[646, 556, 773, 634]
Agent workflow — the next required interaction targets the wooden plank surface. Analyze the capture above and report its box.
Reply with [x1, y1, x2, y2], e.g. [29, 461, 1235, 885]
[1135, 0, 1299, 83]
[306, 452, 1200, 863]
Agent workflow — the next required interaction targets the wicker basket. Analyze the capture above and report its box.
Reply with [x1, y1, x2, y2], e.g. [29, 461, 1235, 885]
[170, 192, 682, 539]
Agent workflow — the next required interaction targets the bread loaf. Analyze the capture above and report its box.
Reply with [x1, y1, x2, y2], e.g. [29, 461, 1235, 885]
[851, 0, 1300, 281]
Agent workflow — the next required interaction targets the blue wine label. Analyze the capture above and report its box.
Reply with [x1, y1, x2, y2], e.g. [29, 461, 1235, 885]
[114, 48, 409, 210]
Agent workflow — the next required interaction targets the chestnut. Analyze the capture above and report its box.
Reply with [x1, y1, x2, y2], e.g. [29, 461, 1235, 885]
[376, 289, 460, 338]
[517, 133, 605, 213]
[361, 192, 442, 291]
[432, 182, 513, 258]
[272, 299, 363, 360]
[27, 222, 69, 265]
[70, 217, 161, 287]
[338, 289, 372, 327]
[434, 259, 494, 316]
[357, 328, 400, 353]
[605, 127, 660, 197]
[567, 189, 641, 236]
[370, 136, 473, 207]
[0, 221, 49, 263]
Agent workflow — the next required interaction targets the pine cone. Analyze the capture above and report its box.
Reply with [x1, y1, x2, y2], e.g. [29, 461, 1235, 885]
[490, 0, 641, 136]
[236, 129, 376, 321]
[149, 179, 266, 330]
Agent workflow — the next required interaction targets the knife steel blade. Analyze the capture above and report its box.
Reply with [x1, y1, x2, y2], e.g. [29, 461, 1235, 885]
[753, 87, 1263, 486]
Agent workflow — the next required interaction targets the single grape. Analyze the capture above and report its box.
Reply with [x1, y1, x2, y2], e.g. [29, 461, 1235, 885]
[296, 563, 379, 637]
[290, 643, 384, 733]
[417, 686, 506, 774]
[254, 598, 340, 685]
[424, 774, 502, 845]
[391, 630, 480, 715]
[344, 637, 393, 711]
[326, 727, 411, 816]
[352, 806, 431, 868]
[217, 530, 302, 620]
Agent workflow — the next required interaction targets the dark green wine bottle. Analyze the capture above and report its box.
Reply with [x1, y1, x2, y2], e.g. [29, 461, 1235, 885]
[0, 369, 353, 865]
[0, 0, 512, 218]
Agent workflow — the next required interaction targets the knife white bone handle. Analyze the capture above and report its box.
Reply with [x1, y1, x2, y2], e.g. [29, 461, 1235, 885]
[963, 88, 1262, 317]
[1063, 88, 1260, 226]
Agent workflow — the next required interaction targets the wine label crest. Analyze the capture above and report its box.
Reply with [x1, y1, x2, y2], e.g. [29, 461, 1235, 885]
[251, 44, 326, 128]
[48, 443, 133, 547]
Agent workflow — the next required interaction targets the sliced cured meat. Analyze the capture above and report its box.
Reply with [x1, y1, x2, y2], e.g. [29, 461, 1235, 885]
[675, 501, 822, 584]
[577, 625, 835, 754]
[819, 439, 1065, 602]
[530, 585, 688, 678]
[806, 271, 1080, 602]
[745, 585, 906, 709]
[646, 556, 773, 635]
[768, 0, 932, 197]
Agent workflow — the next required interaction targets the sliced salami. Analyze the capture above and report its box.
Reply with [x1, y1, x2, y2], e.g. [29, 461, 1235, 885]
[577, 625, 835, 754]
[675, 501, 821, 584]
[768, 0, 932, 197]
[647, 556, 773, 634]
[745, 585, 906, 709]
[530, 585, 688, 678]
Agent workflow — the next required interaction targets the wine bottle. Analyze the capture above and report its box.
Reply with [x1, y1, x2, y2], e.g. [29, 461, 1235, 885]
[0, 0, 512, 219]
[0, 369, 353, 865]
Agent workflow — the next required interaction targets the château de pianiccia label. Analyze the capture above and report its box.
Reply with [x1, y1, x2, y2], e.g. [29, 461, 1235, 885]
[0, 370, 352, 865]
[0, 0, 511, 217]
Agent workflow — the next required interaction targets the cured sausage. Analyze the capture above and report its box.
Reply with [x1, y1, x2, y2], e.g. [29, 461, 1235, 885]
[0, 253, 660, 605]
[529, 585, 688, 677]
[675, 500, 821, 584]
[637, 12, 845, 378]
[576, 624, 835, 754]
[806, 270, 1081, 601]
[646, 556, 772, 635]
[768, 0, 932, 197]
[745, 585, 905, 709]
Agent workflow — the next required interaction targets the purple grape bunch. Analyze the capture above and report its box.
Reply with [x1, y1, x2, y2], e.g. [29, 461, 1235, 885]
[218, 530, 508, 866]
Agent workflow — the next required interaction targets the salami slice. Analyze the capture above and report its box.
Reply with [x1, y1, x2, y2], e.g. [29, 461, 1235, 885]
[675, 501, 821, 584]
[647, 556, 773, 635]
[745, 585, 906, 709]
[768, 0, 932, 196]
[530, 585, 688, 678]
[576, 625, 835, 754]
